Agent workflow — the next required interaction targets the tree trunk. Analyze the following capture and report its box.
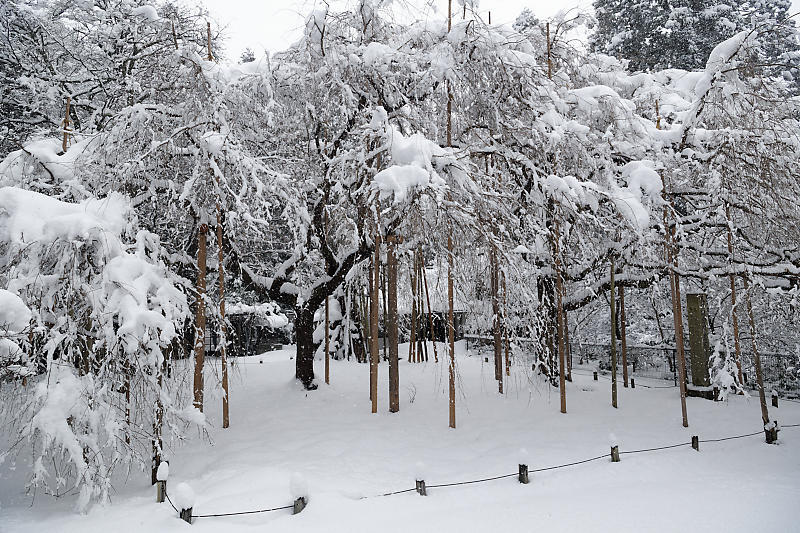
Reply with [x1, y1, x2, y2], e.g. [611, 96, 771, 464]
[295, 310, 316, 389]
[491, 247, 503, 393]
[725, 202, 744, 387]
[742, 276, 773, 441]
[193, 224, 208, 412]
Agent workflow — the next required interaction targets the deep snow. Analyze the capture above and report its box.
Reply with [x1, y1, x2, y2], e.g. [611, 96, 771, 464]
[2, 341, 799, 532]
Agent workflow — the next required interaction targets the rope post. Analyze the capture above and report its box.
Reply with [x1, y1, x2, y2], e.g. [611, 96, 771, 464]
[610, 445, 620, 462]
[593, 371, 598, 381]
[630, 378, 635, 389]
[155, 460, 169, 503]
[156, 480, 166, 503]
[713, 386, 720, 401]
[179, 507, 193, 524]
[415, 479, 427, 496]
[293, 497, 307, 515]
[771, 391, 778, 408]
[518, 464, 529, 484]
[691, 435, 699, 451]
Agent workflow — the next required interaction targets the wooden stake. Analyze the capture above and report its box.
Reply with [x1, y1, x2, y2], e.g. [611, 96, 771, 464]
[619, 284, 629, 388]
[408, 251, 418, 363]
[387, 234, 400, 413]
[448, 228, 456, 429]
[611, 445, 620, 462]
[610, 259, 618, 409]
[554, 216, 567, 413]
[217, 205, 229, 427]
[691, 435, 699, 451]
[518, 464, 529, 484]
[193, 224, 208, 412]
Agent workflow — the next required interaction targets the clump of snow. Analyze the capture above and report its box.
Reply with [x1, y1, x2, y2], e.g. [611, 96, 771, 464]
[201, 131, 227, 156]
[290, 472, 309, 500]
[363, 42, 395, 67]
[413, 461, 426, 481]
[156, 462, 169, 481]
[0, 289, 31, 333]
[0, 187, 129, 244]
[131, 5, 159, 21]
[608, 432, 618, 447]
[172, 482, 195, 510]
[372, 125, 448, 204]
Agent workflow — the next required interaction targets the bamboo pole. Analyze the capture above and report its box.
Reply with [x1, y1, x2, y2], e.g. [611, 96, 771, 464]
[193, 224, 208, 412]
[725, 202, 744, 386]
[418, 250, 428, 362]
[554, 216, 567, 413]
[610, 259, 618, 408]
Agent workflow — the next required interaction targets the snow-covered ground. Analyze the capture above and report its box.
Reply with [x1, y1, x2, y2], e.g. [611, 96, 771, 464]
[2, 341, 799, 532]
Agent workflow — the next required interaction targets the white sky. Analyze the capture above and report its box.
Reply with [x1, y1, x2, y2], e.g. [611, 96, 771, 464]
[203, 0, 800, 60]
[203, 0, 588, 59]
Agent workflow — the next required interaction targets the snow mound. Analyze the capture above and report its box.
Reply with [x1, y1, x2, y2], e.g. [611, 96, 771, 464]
[172, 482, 195, 510]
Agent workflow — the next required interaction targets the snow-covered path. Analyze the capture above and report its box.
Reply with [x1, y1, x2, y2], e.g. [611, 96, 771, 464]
[3, 342, 799, 532]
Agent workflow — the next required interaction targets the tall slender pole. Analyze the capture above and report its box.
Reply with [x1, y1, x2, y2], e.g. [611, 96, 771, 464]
[658, 100, 688, 427]
[554, 216, 567, 413]
[491, 248, 503, 393]
[387, 235, 400, 413]
[725, 202, 744, 386]
[193, 224, 208, 412]
[446, 0, 456, 429]
[502, 270, 511, 377]
[742, 275, 774, 442]
[324, 209, 330, 385]
[619, 284, 629, 388]
[610, 258, 618, 408]
[370, 231, 380, 414]
[409, 251, 418, 363]
[218, 206, 229, 427]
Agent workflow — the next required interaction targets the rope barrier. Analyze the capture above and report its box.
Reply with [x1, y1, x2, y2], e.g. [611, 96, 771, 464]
[161, 422, 799, 520]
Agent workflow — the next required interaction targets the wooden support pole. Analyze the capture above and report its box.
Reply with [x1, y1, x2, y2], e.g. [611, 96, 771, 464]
[409, 251, 418, 363]
[554, 216, 567, 413]
[180, 507, 192, 524]
[619, 284, 629, 388]
[387, 235, 400, 413]
[593, 371, 598, 381]
[610, 259, 618, 409]
[217, 204, 229, 428]
[156, 480, 166, 503]
[193, 224, 208, 412]
[630, 377, 635, 389]
[691, 435, 699, 451]
[742, 276, 775, 443]
[416, 479, 427, 496]
[772, 391, 778, 409]
[293, 497, 307, 514]
[370, 234, 380, 414]
[448, 228, 456, 429]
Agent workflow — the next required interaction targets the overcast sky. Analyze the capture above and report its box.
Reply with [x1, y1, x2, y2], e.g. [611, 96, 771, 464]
[203, 0, 800, 60]
[203, 0, 588, 59]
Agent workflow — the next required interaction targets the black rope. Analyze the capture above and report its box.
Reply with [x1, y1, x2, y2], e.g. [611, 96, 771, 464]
[619, 442, 689, 454]
[164, 490, 179, 513]
[529, 454, 608, 472]
[193, 504, 294, 519]
[425, 472, 518, 489]
[376, 487, 417, 497]
[699, 430, 764, 443]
